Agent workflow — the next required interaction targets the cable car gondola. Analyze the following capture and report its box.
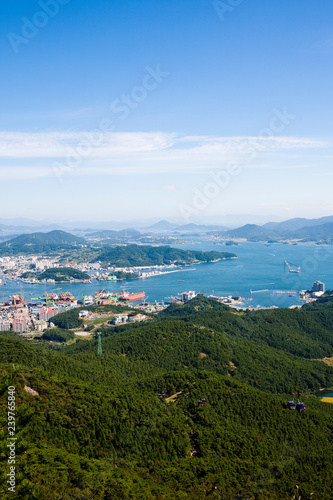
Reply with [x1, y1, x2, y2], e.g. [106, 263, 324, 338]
[287, 400, 296, 410]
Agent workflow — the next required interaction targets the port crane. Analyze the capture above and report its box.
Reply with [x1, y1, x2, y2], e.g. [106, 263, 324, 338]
[95, 289, 105, 301]
[76, 292, 86, 305]
[31, 295, 56, 308]
[284, 260, 301, 274]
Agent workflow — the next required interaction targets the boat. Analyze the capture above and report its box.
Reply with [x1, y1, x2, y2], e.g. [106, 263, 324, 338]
[119, 290, 145, 302]
[284, 260, 301, 273]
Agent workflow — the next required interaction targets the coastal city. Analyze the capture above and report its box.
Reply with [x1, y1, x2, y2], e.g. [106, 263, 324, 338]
[0, 248, 326, 336]
[0, 254, 193, 284]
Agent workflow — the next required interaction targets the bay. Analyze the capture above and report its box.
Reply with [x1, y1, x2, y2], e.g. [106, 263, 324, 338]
[1, 241, 333, 309]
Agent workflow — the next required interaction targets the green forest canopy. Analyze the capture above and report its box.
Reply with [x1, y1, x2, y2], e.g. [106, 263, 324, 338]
[1, 296, 333, 499]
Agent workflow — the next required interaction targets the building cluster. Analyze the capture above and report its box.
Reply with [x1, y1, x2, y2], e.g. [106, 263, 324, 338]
[300, 281, 326, 302]
[0, 253, 185, 285]
[0, 302, 73, 334]
[112, 313, 149, 325]
[311, 280, 325, 296]
[166, 290, 198, 305]
[0, 255, 101, 283]
[0, 255, 59, 282]
[131, 302, 168, 313]
[207, 294, 245, 308]
[181, 290, 196, 302]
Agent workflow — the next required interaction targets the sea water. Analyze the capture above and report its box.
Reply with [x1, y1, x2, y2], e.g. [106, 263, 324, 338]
[2, 241, 332, 308]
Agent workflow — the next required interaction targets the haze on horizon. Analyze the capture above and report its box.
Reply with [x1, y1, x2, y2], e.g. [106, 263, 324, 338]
[0, 0, 332, 221]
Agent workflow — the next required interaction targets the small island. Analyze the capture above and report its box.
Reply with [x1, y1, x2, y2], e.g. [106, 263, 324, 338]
[21, 267, 91, 282]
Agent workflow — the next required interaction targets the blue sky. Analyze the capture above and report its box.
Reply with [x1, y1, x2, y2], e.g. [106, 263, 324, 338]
[0, 0, 332, 223]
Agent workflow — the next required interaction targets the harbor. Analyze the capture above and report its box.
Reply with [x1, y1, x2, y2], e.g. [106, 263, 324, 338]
[0, 241, 333, 320]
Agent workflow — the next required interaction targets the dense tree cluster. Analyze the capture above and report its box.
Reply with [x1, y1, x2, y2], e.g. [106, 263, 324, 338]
[41, 328, 75, 342]
[51, 309, 83, 330]
[1, 296, 333, 499]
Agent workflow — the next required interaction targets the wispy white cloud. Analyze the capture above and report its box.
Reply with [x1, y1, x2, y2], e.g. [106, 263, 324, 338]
[0, 131, 175, 158]
[0, 131, 326, 157]
[0, 131, 329, 179]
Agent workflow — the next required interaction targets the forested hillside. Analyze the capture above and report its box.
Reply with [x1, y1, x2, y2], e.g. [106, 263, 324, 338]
[95, 244, 235, 267]
[1, 297, 333, 499]
[21, 267, 90, 282]
[0, 230, 86, 255]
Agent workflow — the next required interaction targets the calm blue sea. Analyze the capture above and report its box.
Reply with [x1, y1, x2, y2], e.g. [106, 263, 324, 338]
[2, 242, 333, 308]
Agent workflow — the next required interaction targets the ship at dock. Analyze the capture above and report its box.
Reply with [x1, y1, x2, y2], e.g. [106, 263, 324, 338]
[95, 289, 145, 304]
[119, 290, 145, 302]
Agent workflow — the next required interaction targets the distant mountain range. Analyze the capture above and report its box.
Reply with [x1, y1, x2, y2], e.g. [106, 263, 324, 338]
[0, 230, 86, 254]
[221, 216, 333, 242]
[146, 221, 227, 233]
[145, 216, 333, 242]
[86, 229, 142, 239]
[145, 220, 179, 231]
[293, 222, 333, 241]
[222, 224, 276, 241]
[263, 215, 333, 233]
[0, 222, 64, 238]
[4, 230, 85, 246]
[1, 216, 333, 248]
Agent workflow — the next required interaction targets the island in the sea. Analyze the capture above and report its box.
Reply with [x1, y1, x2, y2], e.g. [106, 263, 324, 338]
[20, 267, 91, 283]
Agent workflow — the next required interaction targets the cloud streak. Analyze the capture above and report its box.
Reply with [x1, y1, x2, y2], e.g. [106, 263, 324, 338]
[0, 131, 176, 158]
[0, 131, 329, 179]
